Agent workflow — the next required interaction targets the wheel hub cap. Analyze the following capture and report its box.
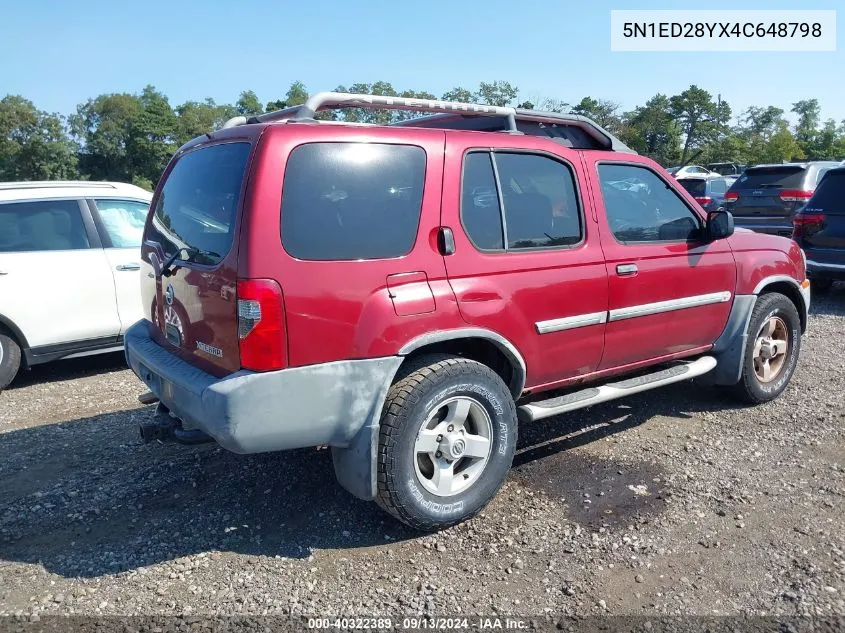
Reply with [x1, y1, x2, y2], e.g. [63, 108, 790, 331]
[752, 316, 789, 383]
[412, 396, 494, 497]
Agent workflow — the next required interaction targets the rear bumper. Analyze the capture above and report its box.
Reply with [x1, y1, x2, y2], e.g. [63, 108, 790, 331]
[807, 258, 845, 281]
[124, 320, 402, 454]
[733, 219, 793, 237]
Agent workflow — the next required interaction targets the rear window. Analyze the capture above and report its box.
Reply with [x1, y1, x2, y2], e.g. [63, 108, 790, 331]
[0, 200, 89, 252]
[807, 171, 845, 214]
[149, 142, 251, 265]
[677, 178, 706, 197]
[281, 142, 426, 261]
[732, 166, 806, 190]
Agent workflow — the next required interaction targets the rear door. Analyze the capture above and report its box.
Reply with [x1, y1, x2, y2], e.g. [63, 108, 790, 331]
[440, 133, 608, 390]
[726, 165, 810, 236]
[584, 156, 736, 370]
[141, 141, 252, 376]
[90, 197, 151, 334]
[0, 198, 120, 348]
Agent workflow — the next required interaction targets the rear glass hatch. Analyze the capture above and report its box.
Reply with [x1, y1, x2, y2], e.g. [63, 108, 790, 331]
[727, 165, 808, 218]
[143, 141, 252, 375]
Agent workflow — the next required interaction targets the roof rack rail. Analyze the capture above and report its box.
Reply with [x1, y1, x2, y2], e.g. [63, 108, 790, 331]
[222, 92, 520, 132]
[218, 91, 636, 153]
[0, 181, 119, 190]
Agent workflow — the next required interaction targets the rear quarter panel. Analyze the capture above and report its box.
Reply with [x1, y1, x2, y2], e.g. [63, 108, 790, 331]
[241, 124, 464, 367]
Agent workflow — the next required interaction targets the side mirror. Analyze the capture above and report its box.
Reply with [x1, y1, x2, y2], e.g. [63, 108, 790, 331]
[707, 209, 734, 241]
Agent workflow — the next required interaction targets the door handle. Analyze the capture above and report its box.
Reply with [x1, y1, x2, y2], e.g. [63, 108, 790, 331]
[116, 263, 141, 271]
[616, 263, 638, 276]
[0, 271, 7, 276]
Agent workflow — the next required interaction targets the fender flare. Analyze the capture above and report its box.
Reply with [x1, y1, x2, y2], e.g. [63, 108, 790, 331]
[708, 276, 808, 386]
[332, 327, 528, 502]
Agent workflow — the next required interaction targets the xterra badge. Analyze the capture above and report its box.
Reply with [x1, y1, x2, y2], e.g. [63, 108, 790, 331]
[196, 341, 223, 358]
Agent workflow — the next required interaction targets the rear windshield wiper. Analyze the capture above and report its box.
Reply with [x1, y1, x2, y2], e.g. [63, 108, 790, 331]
[160, 247, 223, 276]
[160, 247, 198, 277]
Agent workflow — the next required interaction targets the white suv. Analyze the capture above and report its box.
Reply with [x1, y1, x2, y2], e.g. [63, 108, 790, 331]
[0, 181, 152, 389]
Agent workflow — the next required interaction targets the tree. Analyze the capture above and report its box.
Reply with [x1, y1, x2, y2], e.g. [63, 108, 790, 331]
[0, 96, 79, 180]
[70, 92, 144, 182]
[126, 86, 178, 188]
[571, 96, 622, 133]
[441, 87, 474, 103]
[669, 85, 726, 165]
[792, 99, 820, 146]
[175, 98, 238, 144]
[266, 80, 309, 112]
[236, 90, 264, 116]
[621, 94, 680, 166]
[475, 81, 518, 107]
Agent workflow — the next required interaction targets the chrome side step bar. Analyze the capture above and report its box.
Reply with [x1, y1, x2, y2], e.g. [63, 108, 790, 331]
[517, 356, 717, 422]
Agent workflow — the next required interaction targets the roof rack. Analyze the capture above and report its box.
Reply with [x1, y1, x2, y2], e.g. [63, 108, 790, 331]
[0, 181, 120, 190]
[218, 91, 636, 153]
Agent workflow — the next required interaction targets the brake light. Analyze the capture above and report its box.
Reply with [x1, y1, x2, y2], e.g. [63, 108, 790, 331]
[724, 191, 739, 202]
[791, 212, 826, 239]
[236, 279, 286, 371]
[779, 189, 814, 202]
[694, 196, 712, 205]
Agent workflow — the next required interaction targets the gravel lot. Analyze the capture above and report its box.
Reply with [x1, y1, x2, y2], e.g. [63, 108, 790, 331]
[0, 288, 843, 623]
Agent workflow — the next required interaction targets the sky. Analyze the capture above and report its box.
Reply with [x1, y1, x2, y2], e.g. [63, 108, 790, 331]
[2, 0, 842, 125]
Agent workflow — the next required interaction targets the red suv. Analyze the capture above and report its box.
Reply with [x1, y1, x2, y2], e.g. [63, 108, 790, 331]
[126, 92, 811, 530]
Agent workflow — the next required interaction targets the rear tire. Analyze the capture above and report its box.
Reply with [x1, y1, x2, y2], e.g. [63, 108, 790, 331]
[376, 354, 517, 531]
[729, 292, 801, 405]
[0, 330, 22, 390]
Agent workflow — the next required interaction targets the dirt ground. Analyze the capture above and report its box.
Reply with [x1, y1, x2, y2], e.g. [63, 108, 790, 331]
[1, 289, 843, 624]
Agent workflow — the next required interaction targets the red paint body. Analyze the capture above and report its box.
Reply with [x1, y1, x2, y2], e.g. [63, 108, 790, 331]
[139, 121, 807, 395]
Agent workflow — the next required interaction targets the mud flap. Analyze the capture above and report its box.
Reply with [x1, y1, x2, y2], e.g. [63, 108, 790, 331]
[330, 359, 402, 501]
[701, 294, 755, 386]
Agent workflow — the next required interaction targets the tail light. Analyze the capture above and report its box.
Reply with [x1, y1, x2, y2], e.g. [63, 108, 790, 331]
[724, 191, 739, 202]
[237, 279, 286, 371]
[779, 189, 814, 202]
[791, 212, 826, 239]
[694, 196, 712, 205]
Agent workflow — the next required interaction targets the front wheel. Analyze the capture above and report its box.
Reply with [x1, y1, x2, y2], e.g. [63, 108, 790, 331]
[729, 292, 801, 404]
[376, 354, 517, 531]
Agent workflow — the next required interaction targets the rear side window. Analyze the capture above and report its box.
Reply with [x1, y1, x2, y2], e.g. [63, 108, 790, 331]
[710, 179, 728, 195]
[149, 142, 251, 265]
[460, 150, 582, 251]
[0, 200, 90, 252]
[94, 199, 150, 248]
[677, 178, 706, 197]
[281, 142, 426, 261]
[733, 167, 806, 190]
[807, 171, 845, 214]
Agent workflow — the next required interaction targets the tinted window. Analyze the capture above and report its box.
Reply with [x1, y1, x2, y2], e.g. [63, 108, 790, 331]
[0, 200, 90, 253]
[460, 151, 582, 251]
[732, 166, 805, 190]
[598, 163, 703, 243]
[807, 171, 845, 214]
[281, 142, 426, 261]
[150, 142, 251, 265]
[677, 178, 707, 197]
[710, 179, 728, 195]
[496, 153, 581, 249]
[95, 199, 150, 248]
[462, 152, 504, 250]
